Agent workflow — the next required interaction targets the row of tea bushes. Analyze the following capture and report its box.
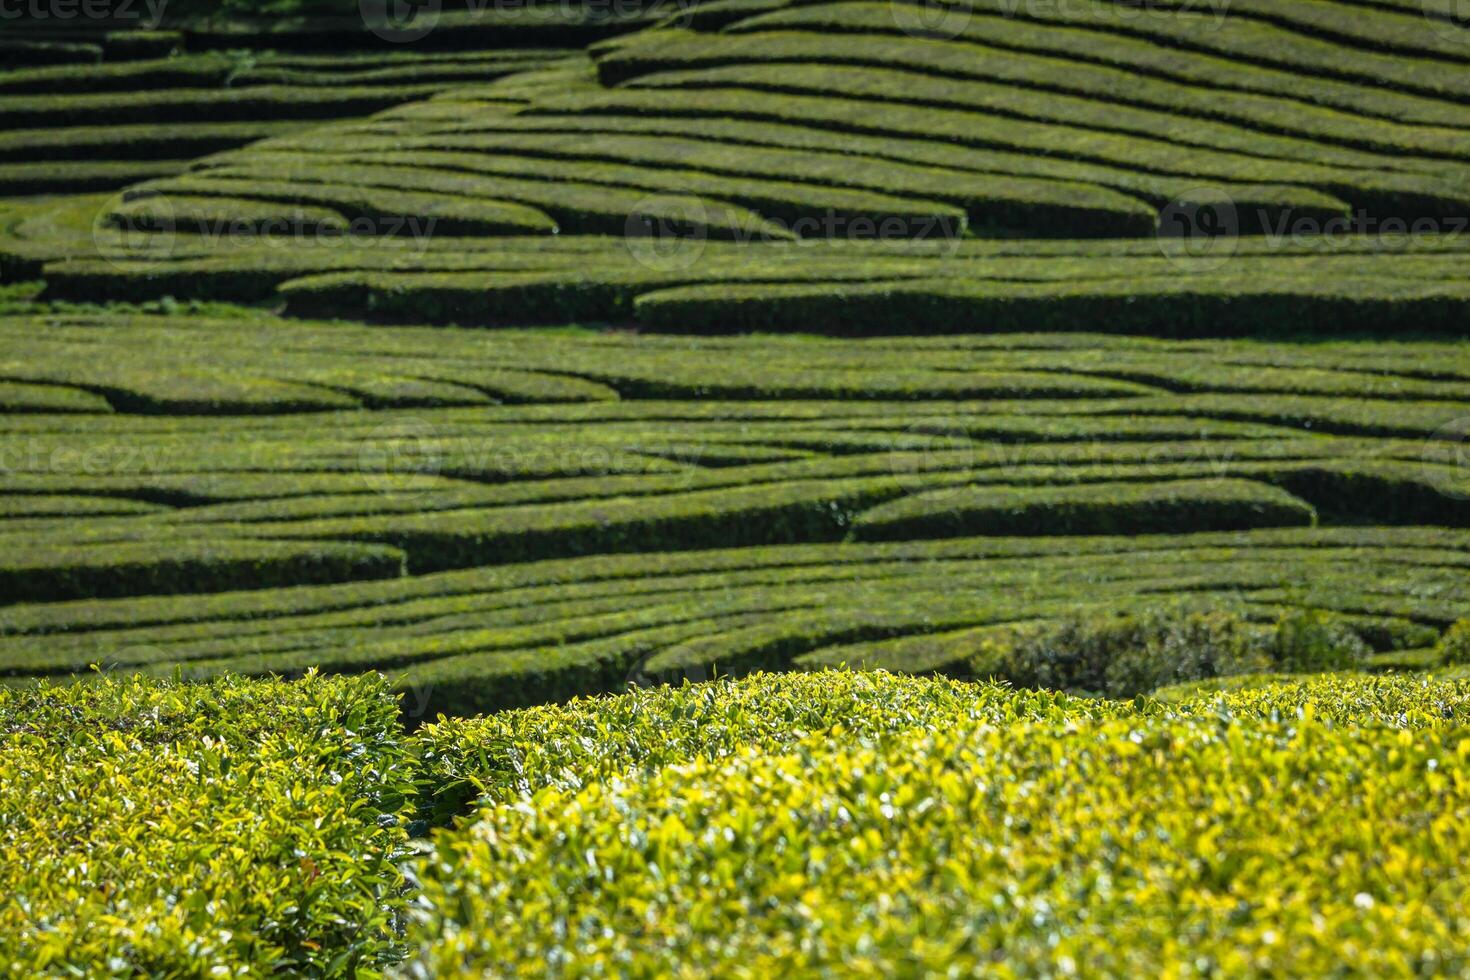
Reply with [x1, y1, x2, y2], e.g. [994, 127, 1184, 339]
[13, 667, 1470, 974]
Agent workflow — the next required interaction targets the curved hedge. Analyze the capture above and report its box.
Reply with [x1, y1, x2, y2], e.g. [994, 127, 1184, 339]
[407, 671, 1470, 977]
[851, 477, 1317, 540]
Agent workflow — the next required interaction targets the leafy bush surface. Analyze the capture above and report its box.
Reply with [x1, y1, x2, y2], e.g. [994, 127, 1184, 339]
[0, 671, 414, 977]
[9, 668, 1470, 976]
[412, 670, 1126, 823]
[407, 671, 1470, 977]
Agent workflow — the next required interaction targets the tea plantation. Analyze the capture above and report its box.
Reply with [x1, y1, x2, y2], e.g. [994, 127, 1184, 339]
[7, 0, 1470, 973]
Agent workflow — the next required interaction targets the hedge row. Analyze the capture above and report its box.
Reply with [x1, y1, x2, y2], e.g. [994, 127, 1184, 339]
[280, 129, 1159, 236]
[125, 177, 560, 238]
[233, 261, 1470, 329]
[89, 457, 1453, 572]
[0, 40, 101, 68]
[13, 666, 1470, 973]
[1, 671, 414, 976]
[0, 493, 163, 518]
[192, 149, 967, 238]
[798, 606, 1437, 678]
[0, 121, 310, 164]
[0, 160, 193, 197]
[14, 308, 1470, 421]
[0, 538, 406, 605]
[412, 669, 1123, 822]
[0, 380, 112, 414]
[3, 524, 1463, 637]
[7, 527, 1469, 713]
[710, 12, 1470, 163]
[428, 106, 1359, 219]
[829, 0, 1470, 103]
[621, 54, 1427, 179]
[850, 477, 1317, 540]
[598, 37, 1458, 184]
[177, 7, 661, 52]
[408, 674, 1470, 975]
[141, 167, 790, 240]
[413, 666, 1470, 811]
[7, 523, 1461, 637]
[632, 275, 1470, 336]
[1144, 0, 1470, 64]
[537, 87, 1470, 219]
[0, 84, 454, 129]
[0, 49, 572, 97]
[719, 0, 1468, 127]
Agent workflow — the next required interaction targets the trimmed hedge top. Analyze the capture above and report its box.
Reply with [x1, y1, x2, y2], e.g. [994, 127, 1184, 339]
[0, 671, 414, 977]
[9, 667, 1470, 974]
[406, 669, 1470, 977]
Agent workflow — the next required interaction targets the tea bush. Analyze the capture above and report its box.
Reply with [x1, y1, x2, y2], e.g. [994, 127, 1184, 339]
[0, 671, 414, 976]
[406, 672, 1470, 977]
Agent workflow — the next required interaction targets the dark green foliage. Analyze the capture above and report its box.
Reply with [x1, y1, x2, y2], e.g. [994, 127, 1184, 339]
[1270, 607, 1373, 672]
[0, 539, 406, 605]
[851, 478, 1317, 541]
[1437, 619, 1470, 666]
[633, 276, 1470, 336]
[967, 604, 1369, 697]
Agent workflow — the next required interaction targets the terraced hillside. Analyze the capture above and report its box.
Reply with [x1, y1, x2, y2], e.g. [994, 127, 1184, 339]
[10, 2, 1470, 973]
[0, 45, 580, 198]
[3, 0, 1470, 720]
[0, 311, 1466, 714]
[8, 0, 1470, 329]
